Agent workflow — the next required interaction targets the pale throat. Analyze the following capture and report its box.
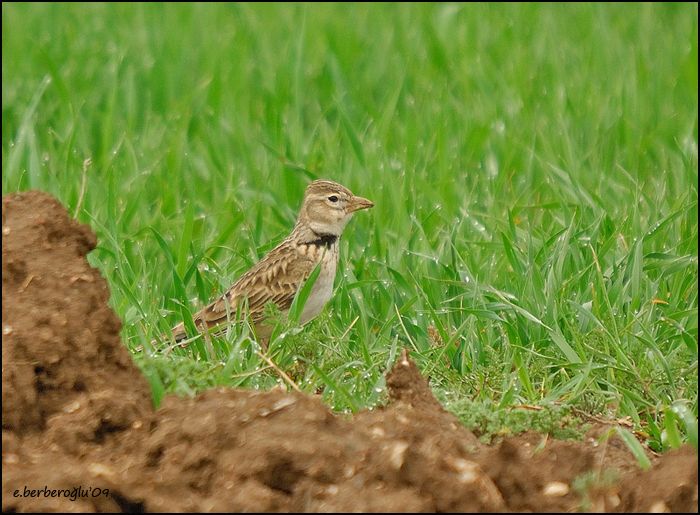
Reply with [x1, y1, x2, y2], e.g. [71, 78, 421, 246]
[307, 213, 353, 237]
[293, 217, 346, 247]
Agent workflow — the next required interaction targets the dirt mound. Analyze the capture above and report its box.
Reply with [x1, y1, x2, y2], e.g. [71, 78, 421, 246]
[2, 192, 152, 451]
[2, 191, 697, 513]
[616, 446, 698, 512]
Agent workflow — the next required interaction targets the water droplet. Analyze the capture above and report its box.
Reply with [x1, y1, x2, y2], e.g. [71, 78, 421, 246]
[485, 154, 498, 178]
[470, 218, 487, 234]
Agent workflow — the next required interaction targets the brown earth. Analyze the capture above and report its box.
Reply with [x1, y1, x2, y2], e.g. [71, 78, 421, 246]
[2, 190, 698, 513]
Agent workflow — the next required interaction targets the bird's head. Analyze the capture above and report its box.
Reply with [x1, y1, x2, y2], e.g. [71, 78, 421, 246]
[297, 179, 374, 236]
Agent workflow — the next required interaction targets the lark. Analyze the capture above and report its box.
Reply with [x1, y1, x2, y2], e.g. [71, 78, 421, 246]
[169, 179, 374, 346]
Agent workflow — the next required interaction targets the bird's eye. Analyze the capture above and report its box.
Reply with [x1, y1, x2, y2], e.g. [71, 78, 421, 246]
[328, 195, 339, 203]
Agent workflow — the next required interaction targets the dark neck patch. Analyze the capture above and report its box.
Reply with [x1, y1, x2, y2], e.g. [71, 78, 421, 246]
[308, 233, 338, 248]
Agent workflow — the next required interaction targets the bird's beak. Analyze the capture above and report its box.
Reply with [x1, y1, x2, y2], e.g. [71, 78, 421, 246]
[348, 195, 374, 213]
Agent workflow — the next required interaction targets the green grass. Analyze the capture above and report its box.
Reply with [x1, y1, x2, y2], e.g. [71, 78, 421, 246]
[3, 3, 697, 451]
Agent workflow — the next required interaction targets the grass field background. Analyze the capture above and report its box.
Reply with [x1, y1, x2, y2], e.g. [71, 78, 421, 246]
[3, 3, 697, 451]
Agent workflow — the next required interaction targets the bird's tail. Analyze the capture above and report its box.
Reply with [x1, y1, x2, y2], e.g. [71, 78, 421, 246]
[131, 321, 189, 353]
[170, 321, 189, 345]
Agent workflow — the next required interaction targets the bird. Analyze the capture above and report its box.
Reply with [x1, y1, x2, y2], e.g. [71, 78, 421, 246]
[167, 179, 374, 347]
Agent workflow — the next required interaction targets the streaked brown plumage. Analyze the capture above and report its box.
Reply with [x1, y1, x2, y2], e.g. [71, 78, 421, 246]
[169, 179, 373, 345]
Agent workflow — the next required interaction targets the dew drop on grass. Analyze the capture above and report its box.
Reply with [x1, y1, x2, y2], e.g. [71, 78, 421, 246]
[682, 136, 698, 158]
[470, 218, 487, 234]
[485, 153, 498, 178]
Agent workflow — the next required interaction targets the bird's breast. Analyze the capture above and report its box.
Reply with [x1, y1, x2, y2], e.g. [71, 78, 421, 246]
[299, 245, 338, 324]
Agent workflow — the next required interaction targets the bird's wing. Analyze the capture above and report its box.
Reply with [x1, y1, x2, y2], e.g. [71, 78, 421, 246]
[171, 242, 315, 342]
